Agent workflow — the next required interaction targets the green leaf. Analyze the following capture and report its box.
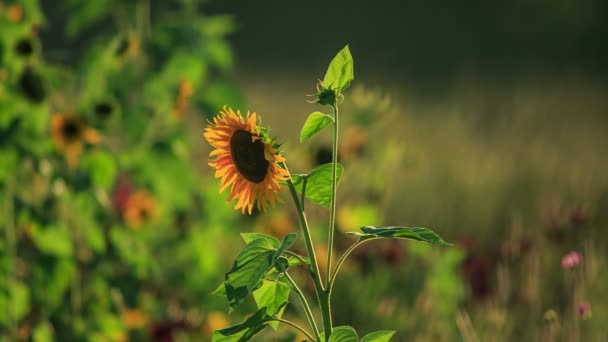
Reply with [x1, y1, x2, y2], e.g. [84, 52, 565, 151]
[32, 321, 54, 342]
[321, 326, 358, 342]
[276, 233, 297, 256]
[212, 307, 273, 342]
[80, 150, 117, 190]
[323, 45, 354, 92]
[212, 283, 227, 297]
[300, 112, 334, 143]
[31, 225, 73, 257]
[240, 233, 280, 248]
[349, 226, 451, 246]
[361, 330, 396, 342]
[253, 280, 290, 329]
[292, 163, 344, 207]
[287, 254, 310, 268]
[224, 234, 297, 309]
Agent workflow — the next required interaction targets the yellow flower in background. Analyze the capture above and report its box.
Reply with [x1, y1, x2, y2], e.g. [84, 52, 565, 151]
[203, 311, 229, 336]
[6, 4, 23, 23]
[123, 190, 158, 229]
[51, 113, 100, 167]
[173, 78, 193, 118]
[122, 308, 149, 329]
[204, 107, 289, 214]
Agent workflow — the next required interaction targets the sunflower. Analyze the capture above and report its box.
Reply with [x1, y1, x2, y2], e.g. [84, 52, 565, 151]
[123, 190, 158, 229]
[204, 107, 289, 214]
[50, 113, 100, 167]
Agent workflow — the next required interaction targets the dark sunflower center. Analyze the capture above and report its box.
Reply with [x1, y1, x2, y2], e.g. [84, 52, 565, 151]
[94, 102, 113, 119]
[15, 38, 33, 56]
[61, 119, 82, 142]
[230, 129, 269, 183]
[139, 208, 150, 221]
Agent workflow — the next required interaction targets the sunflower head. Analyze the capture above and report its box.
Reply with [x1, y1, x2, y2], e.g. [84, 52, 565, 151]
[51, 113, 100, 167]
[123, 190, 158, 229]
[204, 107, 289, 214]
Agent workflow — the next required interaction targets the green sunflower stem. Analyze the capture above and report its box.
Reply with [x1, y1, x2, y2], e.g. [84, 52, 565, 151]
[284, 165, 332, 341]
[284, 272, 321, 340]
[325, 102, 339, 279]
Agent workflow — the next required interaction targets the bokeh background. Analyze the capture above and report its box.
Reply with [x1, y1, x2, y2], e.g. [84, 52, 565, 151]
[1, 0, 607, 341]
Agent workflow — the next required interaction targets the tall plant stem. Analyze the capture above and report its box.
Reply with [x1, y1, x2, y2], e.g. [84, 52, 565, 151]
[284, 163, 332, 341]
[326, 103, 339, 286]
[284, 272, 321, 340]
[271, 318, 315, 341]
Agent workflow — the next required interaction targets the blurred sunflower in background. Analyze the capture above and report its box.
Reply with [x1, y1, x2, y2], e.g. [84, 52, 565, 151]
[204, 107, 289, 214]
[123, 189, 158, 229]
[50, 113, 100, 167]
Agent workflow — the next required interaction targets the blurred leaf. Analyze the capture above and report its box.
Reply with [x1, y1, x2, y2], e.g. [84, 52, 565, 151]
[64, 0, 112, 37]
[201, 15, 237, 37]
[0, 148, 18, 181]
[32, 224, 73, 257]
[224, 234, 296, 309]
[80, 150, 117, 190]
[110, 227, 150, 278]
[323, 45, 354, 92]
[206, 39, 234, 72]
[300, 111, 334, 143]
[33, 321, 54, 342]
[360, 330, 396, 342]
[0, 281, 30, 324]
[46, 258, 75, 310]
[348, 226, 451, 246]
[292, 163, 344, 207]
[201, 80, 246, 114]
[212, 307, 272, 342]
[320, 326, 358, 342]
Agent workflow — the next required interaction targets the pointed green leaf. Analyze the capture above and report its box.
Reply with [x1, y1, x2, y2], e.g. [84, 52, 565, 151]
[240, 233, 280, 248]
[80, 150, 117, 190]
[253, 280, 290, 329]
[361, 330, 396, 342]
[320, 326, 358, 342]
[300, 112, 334, 143]
[212, 307, 273, 341]
[225, 240, 276, 309]
[224, 234, 297, 309]
[277, 233, 297, 255]
[212, 283, 227, 297]
[292, 163, 344, 207]
[323, 45, 354, 92]
[349, 226, 450, 246]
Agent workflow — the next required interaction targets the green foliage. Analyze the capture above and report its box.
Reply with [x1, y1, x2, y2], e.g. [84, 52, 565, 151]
[212, 307, 274, 342]
[292, 163, 344, 207]
[253, 280, 290, 328]
[349, 226, 451, 246]
[360, 331, 396, 342]
[320, 326, 358, 342]
[300, 112, 334, 143]
[222, 233, 297, 309]
[323, 45, 354, 92]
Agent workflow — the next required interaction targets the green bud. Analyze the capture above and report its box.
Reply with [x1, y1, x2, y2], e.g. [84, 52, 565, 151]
[316, 86, 336, 106]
